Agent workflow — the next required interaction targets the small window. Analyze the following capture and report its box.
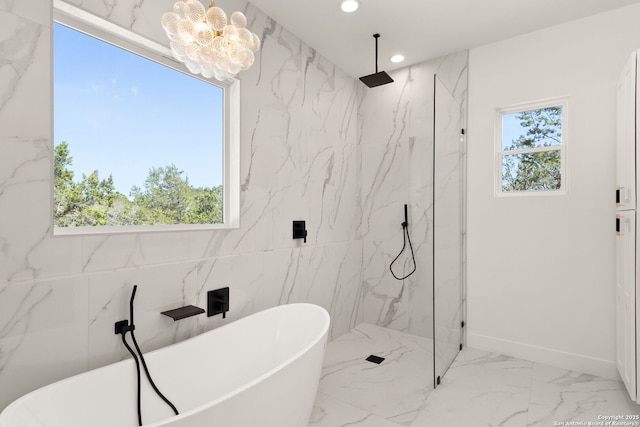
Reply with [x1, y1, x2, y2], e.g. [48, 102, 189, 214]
[496, 98, 568, 196]
[52, 3, 239, 234]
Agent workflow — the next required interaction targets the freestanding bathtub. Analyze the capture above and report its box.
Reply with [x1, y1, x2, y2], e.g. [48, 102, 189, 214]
[0, 303, 330, 427]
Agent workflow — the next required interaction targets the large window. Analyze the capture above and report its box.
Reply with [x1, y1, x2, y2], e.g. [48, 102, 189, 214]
[496, 98, 568, 196]
[53, 2, 239, 234]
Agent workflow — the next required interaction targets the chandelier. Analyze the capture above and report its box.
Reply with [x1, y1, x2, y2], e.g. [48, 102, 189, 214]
[161, 0, 261, 81]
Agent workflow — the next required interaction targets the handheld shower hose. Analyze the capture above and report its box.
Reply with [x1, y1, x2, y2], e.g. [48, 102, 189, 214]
[119, 285, 179, 426]
[389, 204, 417, 280]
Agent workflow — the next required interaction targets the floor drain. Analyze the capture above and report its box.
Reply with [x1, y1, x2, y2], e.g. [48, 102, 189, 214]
[366, 355, 385, 364]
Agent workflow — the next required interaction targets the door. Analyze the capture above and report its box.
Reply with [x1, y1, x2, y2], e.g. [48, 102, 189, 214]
[616, 211, 636, 400]
[616, 51, 636, 210]
[433, 75, 464, 386]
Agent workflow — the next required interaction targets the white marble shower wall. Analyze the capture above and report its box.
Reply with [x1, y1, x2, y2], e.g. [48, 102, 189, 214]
[0, 0, 362, 410]
[358, 53, 468, 338]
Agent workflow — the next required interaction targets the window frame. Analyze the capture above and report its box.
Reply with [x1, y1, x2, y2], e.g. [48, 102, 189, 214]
[495, 97, 569, 197]
[52, 0, 240, 235]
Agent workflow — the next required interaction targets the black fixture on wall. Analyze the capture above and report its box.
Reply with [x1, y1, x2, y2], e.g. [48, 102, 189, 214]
[292, 220, 308, 243]
[161, 305, 205, 321]
[208, 287, 230, 318]
[359, 33, 394, 88]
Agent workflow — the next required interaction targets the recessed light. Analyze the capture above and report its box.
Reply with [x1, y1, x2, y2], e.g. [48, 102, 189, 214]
[390, 54, 405, 63]
[341, 0, 359, 13]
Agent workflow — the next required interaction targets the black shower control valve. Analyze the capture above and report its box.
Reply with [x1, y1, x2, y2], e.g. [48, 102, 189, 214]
[292, 220, 308, 243]
[208, 287, 230, 319]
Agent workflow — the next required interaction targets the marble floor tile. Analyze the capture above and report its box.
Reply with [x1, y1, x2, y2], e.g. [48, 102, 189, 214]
[409, 348, 533, 427]
[318, 323, 434, 425]
[313, 327, 640, 427]
[322, 323, 433, 365]
[526, 364, 639, 427]
[309, 392, 403, 427]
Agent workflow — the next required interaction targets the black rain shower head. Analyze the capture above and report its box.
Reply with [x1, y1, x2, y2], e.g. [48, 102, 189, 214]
[359, 71, 394, 88]
[359, 33, 394, 88]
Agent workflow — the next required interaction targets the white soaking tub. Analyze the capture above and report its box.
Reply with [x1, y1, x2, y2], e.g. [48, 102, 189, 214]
[0, 303, 330, 427]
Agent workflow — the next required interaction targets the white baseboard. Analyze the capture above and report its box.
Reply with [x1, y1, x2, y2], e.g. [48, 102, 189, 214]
[467, 332, 619, 380]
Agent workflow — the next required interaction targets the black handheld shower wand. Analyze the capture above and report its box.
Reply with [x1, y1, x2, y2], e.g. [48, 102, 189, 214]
[403, 204, 408, 227]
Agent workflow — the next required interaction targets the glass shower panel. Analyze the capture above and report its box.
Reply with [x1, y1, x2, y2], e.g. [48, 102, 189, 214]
[433, 75, 464, 387]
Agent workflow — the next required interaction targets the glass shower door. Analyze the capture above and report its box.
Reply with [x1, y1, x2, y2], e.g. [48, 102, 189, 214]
[433, 75, 464, 387]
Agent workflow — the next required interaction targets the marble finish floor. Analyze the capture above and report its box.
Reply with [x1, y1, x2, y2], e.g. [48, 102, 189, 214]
[310, 324, 640, 427]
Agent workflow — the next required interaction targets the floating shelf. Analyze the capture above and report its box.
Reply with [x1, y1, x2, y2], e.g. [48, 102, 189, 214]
[161, 305, 205, 321]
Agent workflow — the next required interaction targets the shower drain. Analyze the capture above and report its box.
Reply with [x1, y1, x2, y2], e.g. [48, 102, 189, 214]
[365, 355, 385, 364]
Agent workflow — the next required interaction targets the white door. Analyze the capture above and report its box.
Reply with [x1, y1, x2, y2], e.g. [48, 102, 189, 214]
[616, 211, 636, 401]
[616, 52, 636, 210]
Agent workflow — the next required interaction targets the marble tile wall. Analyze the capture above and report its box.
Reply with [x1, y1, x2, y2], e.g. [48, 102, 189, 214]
[0, 0, 361, 410]
[0, 0, 468, 411]
[357, 52, 468, 338]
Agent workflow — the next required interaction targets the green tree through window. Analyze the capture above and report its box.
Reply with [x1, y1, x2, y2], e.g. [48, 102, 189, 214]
[53, 19, 227, 231]
[500, 105, 565, 193]
[54, 141, 223, 227]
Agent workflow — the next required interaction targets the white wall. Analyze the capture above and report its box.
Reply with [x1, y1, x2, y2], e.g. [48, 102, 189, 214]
[467, 3, 640, 379]
[0, 0, 362, 410]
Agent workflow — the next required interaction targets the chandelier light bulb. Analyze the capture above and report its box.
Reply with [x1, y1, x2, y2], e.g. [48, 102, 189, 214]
[206, 7, 227, 31]
[184, 0, 206, 22]
[223, 25, 239, 42]
[176, 19, 196, 44]
[161, 12, 180, 35]
[162, 0, 261, 81]
[341, 0, 359, 13]
[251, 33, 261, 51]
[173, 1, 186, 15]
[230, 11, 247, 28]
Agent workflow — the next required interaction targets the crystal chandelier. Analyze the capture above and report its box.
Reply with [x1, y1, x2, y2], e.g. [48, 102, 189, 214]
[161, 0, 261, 81]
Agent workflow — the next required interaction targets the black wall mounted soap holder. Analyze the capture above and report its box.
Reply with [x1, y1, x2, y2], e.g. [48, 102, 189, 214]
[161, 305, 205, 321]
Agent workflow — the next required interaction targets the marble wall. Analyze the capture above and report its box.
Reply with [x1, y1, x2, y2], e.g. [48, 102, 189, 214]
[0, 0, 469, 411]
[0, 0, 362, 410]
[358, 52, 468, 338]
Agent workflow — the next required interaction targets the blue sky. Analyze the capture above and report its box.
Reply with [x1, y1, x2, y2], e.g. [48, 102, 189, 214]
[501, 109, 562, 150]
[53, 23, 224, 196]
[502, 113, 526, 150]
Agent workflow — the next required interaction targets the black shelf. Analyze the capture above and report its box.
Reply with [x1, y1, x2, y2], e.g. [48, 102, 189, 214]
[161, 305, 205, 321]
